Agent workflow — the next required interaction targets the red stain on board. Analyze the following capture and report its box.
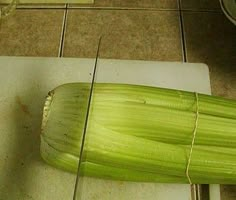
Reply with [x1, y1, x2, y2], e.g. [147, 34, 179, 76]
[15, 96, 31, 117]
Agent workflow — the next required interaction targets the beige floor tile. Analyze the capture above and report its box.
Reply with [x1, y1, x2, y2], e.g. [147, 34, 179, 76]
[181, 0, 221, 10]
[183, 11, 236, 99]
[0, 9, 64, 57]
[64, 10, 182, 61]
[69, 0, 178, 9]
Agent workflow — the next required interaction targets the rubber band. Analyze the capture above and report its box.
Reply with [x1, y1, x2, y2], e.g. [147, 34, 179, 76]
[186, 92, 199, 184]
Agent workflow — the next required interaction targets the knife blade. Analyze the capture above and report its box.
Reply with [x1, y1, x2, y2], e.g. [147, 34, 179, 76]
[72, 36, 103, 200]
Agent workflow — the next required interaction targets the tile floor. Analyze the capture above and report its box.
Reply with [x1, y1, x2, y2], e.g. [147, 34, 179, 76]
[63, 10, 182, 61]
[69, 0, 178, 9]
[181, 0, 221, 10]
[0, 0, 236, 199]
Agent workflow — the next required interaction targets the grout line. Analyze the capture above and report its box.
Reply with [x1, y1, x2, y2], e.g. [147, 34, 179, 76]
[177, 0, 180, 10]
[65, 6, 179, 11]
[58, 4, 68, 57]
[178, 0, 187, 62]
[1, 3, 222, 12]
[0, 4, 179, 12]
[13, 7, 222, 13]
[180, 9, 222, 13]
[178, 3, 222, 13]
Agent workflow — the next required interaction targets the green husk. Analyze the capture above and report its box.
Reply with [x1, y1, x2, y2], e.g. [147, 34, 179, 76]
[40, 83, 236, 184]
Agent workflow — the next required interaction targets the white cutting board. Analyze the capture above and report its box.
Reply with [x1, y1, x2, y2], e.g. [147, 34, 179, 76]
[0, 56, 220, 200]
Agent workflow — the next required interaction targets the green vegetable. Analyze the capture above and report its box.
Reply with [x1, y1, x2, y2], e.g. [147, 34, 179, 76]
[40, 83, 236, 184]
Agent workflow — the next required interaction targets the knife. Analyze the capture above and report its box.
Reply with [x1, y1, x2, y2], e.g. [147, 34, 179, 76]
[72, 36, 103, 200]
